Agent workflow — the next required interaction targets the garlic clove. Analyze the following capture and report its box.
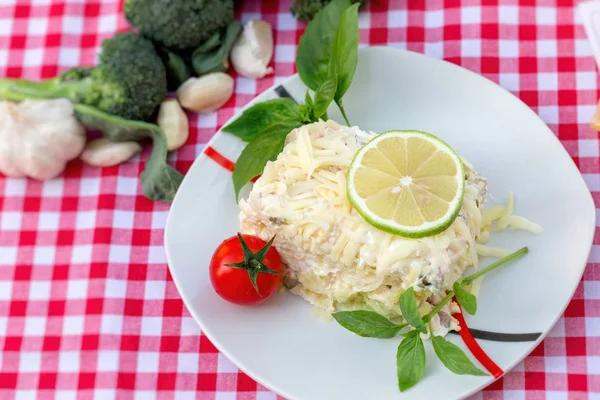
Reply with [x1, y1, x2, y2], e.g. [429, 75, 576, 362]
[81, 138, 142, 167]
[158, 99, 189, 151]
[230, 20, 274, 79]
[176, 73, 235, 113]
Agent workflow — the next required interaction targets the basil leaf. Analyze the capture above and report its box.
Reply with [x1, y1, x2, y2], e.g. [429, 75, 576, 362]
[74, 104, 182, 202]
[299, 92, 314, 123]
[399, 287, 427, 334]
[296, 0, 351, 91]
[332, 310, 401, 338]
[329, 3, 360, 102]
[431, 335, 488, 376]
[312, 75, 337, 119]
[222, 98, 303, 142]
[304, 90, 314, 109]
[396, 330, 426, 392]
[453, 282, 477, 315]
[232, 124, 293, 200]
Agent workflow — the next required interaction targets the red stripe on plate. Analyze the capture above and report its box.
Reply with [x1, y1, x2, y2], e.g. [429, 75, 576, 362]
[204, 146, 260, 182]
[453, 304, 504, 379]
[205, 146, 235, 173]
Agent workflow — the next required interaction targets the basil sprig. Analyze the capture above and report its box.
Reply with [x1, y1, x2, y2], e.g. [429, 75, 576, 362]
[399, 287, 427, 334]
[396, 331, 426, 392]
[332, 310, 402, 338]
[327, 3, 360, 124]
[222, 0, 359, 199]
[332, 247, 528, 391]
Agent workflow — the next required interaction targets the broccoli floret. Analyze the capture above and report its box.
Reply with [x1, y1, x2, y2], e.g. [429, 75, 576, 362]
[291, 0, 368, 21]
[124, 0, 235, 50]
[0, 32, 167, 121]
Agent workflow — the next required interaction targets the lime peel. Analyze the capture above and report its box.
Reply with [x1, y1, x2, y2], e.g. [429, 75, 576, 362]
[346, 130, 465, 238]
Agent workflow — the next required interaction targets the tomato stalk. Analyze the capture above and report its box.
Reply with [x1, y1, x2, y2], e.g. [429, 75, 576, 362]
[225, 233, 281, 296]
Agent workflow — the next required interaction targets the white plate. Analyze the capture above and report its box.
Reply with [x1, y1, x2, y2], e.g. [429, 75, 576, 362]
[164, 47, 595, 400]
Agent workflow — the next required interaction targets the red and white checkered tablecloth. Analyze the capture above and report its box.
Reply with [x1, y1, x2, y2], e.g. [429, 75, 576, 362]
[0, 0, 598, 398]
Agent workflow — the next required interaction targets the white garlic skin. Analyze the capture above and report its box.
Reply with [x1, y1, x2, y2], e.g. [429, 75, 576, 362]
[157, 99, 189, 151]
[230, 20, 274, 79]
[80, 138, 142, 167]
[0, 99, 86, 180]
[176, 73, 235, 113]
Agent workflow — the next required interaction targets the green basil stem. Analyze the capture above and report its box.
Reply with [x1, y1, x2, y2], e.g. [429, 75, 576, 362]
[422, 292, 453, 324]
[422, 246, 528, 324]
[397, 322, 409, 330]
[337, 101, 351, 126]
[462, 246, 528, 285]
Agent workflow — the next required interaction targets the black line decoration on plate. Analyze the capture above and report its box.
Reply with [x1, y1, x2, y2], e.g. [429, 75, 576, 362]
[449, 329, 541, 342]
[274, 85, 296, 102]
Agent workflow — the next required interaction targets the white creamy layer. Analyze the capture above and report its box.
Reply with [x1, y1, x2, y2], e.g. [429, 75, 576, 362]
[239, 120, 488, 335]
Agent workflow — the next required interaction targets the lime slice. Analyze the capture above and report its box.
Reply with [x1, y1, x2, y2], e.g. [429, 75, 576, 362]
[347, 130, 465, 238]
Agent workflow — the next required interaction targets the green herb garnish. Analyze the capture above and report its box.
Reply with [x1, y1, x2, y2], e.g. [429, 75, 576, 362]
[332, 310, 402, 338]
[222, 0, 359, 199]
[327, 3, 360, 124]
[332, 247, 528, 391]
[431, 334, 487, 376]
[396, 330, 426, 392]
[399, 287, 428, 334]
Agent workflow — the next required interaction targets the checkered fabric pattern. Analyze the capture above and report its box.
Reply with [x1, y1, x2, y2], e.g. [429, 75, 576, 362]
[0, 0, 598, 398]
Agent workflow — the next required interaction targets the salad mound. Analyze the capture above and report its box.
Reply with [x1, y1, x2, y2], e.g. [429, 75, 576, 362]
[239, 120, 491, 336]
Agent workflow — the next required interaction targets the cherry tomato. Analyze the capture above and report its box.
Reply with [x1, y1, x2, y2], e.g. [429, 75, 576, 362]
[209, 233, 283, 305]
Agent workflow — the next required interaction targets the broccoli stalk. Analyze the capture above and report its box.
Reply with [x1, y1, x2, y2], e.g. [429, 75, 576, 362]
[0, 32, 167, 122]
[74, 105, 183, 202]
[124, 0, 235, 50]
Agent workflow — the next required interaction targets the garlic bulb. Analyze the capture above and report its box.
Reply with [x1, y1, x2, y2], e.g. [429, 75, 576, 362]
[0, 99, 86, 180]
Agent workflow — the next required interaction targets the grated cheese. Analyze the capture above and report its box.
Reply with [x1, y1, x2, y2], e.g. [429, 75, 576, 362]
[239, 120, 489, 333]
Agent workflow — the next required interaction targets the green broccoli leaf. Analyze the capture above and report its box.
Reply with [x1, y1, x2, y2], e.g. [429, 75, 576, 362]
[157, 47, 191, 91]
[73, 104, 183, 202]
[192, 21, 242, 75]
[194, 32, 222, 53]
